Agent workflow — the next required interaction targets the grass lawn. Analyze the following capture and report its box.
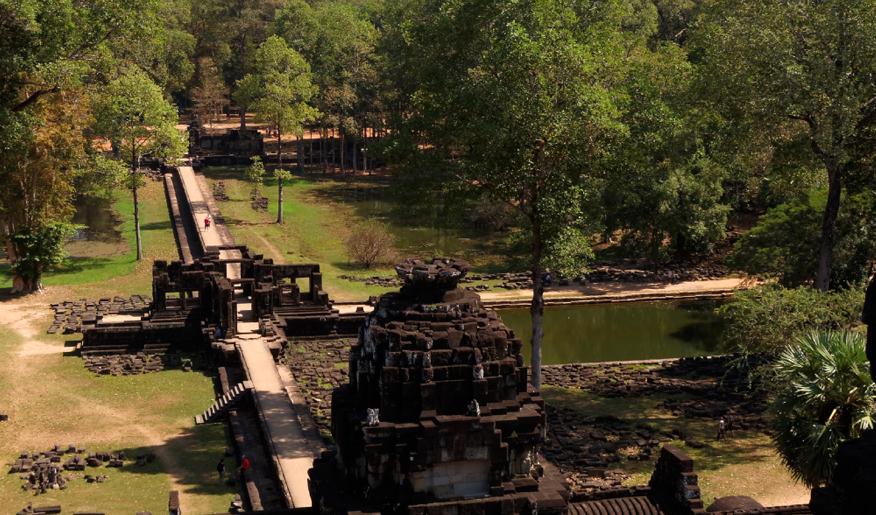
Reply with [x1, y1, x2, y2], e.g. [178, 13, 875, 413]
[0, 179, 236, 513]
[202, 167, 516, 301]
[542, 386, 810, 507]
[0, 180, 178, 296]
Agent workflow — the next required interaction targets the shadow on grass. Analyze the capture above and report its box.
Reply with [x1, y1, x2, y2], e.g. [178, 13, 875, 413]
[115, 423, 239, 499]
[140, 221, 172, 231]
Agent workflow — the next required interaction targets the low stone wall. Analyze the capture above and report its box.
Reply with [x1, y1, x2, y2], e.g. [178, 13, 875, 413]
[48, 296, 150, 334]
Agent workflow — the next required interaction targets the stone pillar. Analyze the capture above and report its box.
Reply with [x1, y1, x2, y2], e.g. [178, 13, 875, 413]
[648, 445, 705, 514]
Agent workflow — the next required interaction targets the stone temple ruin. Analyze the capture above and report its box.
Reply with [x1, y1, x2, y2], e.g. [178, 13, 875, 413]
[58, 250, 853, 514]
[311, 259, 567, 512]
[78, 247, 362, 362]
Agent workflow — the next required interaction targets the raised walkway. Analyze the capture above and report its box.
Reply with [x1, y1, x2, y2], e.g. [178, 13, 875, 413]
[167, 165, 320, 510]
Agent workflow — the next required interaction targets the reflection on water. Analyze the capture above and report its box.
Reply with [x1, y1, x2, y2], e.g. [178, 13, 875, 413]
[499, 301, 724, 364]
[71, 197, 121, 242]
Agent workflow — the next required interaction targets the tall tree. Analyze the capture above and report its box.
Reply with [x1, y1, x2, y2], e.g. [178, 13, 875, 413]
[395, 0, 627, 387]
[191, 58, 230, 128]
[93, 69, 186, 260]
[0, 0, 148, 292]
[275, 0, 377, 172]
[236, 36, 317, 224]
[694, 0, 876, 291]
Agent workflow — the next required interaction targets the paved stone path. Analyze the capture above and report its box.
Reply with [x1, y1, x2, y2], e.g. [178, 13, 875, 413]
[236, 302, 317, 509]
[173, 165, 319, 510]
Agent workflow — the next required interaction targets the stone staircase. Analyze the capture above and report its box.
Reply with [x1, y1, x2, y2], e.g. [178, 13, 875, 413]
[195, 381, 254, 425]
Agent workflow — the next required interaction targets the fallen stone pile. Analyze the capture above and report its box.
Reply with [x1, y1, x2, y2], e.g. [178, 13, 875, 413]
[542, 356, 746, 397]
[541, 356, 769, 493]
[339, 263, 729, 291]
[336, 274, 402, 287]
[48, 296, 151, 334]
[84, 352, 180, 376]
[283, 338, 353, 435]
[585, 264, 728, 284]
[250, 193, 268, 211]
[11, 445, 130, 495]
[16, 504, 63, 515]
[543, 406, 677, 492]
[213, 181, 230, 201]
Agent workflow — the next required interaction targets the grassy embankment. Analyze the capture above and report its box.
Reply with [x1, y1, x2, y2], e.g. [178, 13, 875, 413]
[541, 387, 809, 507]
[0, 181, 235, 513]
[202, 168, 511, 301]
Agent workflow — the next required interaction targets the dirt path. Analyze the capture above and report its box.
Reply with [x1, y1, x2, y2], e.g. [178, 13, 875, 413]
[248, 229, 285, 262]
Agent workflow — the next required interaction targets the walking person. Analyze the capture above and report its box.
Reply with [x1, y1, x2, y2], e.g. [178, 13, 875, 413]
[204, 215, 211, 229]
[716, 416, 726, 441]
[216, 457, 226, 482]
[238, 454, 251, 483]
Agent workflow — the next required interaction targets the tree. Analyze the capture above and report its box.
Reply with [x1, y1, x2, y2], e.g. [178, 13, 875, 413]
[0, 91, 90, 292]
[0, 0, 149, 291]
[395, 0, 628, 387]
[771, 331, 876, 487]
[602, 42, 730, 263]
[236, 36, 317, 223]
[273, 168, 292, 224]
[246, 155, 266, 199]
[191, 58, 229, 128]
[275, 0, 378, 173]
[93, 69, 186, 260]
[694, 0, 876, 291]
[729, 189, 876, 287]
[716, 284, 864, 360]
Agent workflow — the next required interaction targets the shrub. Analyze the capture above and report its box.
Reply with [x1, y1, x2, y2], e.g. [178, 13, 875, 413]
[770, 331, 875, 487]
[717, 284, 864, 358]
[345, 222, 395, 268]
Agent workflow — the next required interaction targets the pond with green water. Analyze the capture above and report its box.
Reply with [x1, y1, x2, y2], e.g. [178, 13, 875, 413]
[498, 300, 724, 364]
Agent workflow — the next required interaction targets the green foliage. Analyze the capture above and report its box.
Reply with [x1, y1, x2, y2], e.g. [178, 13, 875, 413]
[544, 227, 594, 279]
[92, 67, 184, 167]
[74, 153, 128, 200]
[246, 156, 266, 194]
[236, 36, 318, 140]
[273, 168, 292, 184]
[8, 222, 76, 289]
[730, 190, 876, 288]
[770, 331, 876, 488]
[693, 0, 876, 289]
[275, 0, 378, 135]
[716, 285, 864, 358]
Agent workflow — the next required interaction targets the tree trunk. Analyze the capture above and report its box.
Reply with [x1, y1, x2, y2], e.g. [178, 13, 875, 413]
[132, 154, 142, 261]
[277, 132, 284, 224]
[815, 166, 843, 291]
[340, 129, 346, 173]
[11, 273, 40, 294]
[352, 133, 359, 174]
[321, 127, 327, 174]
[530, 222, 545, 390]
[296, 135, 303, 172]
[363, 129, 369, 175]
